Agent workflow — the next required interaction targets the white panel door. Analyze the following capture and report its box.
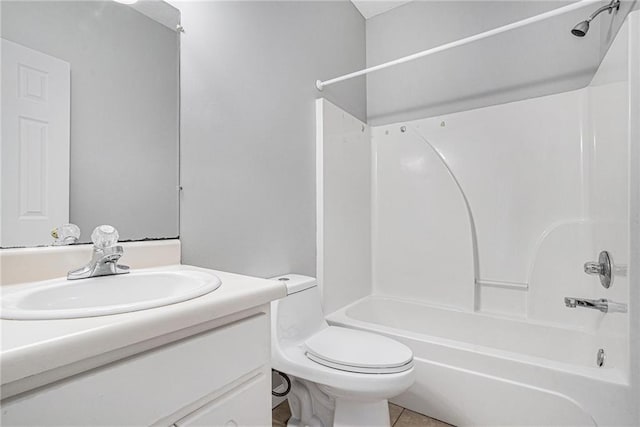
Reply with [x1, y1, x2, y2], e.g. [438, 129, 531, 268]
[1, 38, 70, 247]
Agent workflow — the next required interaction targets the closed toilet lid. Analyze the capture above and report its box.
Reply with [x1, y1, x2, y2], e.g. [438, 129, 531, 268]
[304, 327, 413, 374]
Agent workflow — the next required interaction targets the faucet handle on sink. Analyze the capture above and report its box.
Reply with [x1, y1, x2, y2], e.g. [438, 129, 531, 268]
[51, 223, 81, 245]
[92, 225, 120, 249]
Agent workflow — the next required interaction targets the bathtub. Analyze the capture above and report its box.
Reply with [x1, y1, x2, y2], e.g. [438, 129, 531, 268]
[326, 296, 633, 426]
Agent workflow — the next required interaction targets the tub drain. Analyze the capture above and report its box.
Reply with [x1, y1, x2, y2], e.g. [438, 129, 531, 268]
[596, 348, 606, 367]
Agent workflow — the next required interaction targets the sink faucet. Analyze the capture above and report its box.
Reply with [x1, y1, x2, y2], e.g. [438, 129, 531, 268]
[564, 297, 627, 313]
[68, 225, 129, 280]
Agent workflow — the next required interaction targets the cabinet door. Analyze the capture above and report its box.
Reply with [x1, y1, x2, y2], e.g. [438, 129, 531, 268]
[175, 372, 270, 427]
[1, 313, 269, 426]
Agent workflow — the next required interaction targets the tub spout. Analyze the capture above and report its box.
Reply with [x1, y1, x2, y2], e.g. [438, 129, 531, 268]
[564, 297, 627, 313]
[564, 297, 578, 308]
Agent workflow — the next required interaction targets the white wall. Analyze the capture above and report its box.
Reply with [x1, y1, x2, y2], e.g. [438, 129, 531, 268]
[316, 99, 371, 313]
[371, 72, 629, 324]
[372, 90, 588, 315]
[586, 8, 632, 385]
[365, 0, 634, 125]
[371, 124, 475, 310]
[179, 1, 366, 278]
[626, 10, 640, 424]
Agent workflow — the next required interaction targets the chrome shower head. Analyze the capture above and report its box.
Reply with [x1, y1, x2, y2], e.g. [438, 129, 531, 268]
[571, 0, 620, 38]
[571, 20, 590, 37]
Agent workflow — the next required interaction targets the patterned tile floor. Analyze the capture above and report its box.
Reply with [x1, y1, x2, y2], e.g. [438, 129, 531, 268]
[272, 400, 454, 426]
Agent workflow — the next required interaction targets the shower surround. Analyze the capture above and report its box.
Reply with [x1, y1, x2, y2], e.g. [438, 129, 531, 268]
[317, 10, 639, 426]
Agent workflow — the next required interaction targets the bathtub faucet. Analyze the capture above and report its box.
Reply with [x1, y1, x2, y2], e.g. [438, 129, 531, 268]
[564, 297, 627, 313]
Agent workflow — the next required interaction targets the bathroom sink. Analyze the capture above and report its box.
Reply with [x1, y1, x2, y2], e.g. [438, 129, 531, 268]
[1, 270, 221, 320]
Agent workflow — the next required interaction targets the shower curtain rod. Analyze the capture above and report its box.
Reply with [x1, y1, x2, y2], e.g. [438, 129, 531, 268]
[315, 0, 599, 91]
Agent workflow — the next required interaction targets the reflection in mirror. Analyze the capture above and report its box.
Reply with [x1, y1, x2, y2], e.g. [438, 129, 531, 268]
[1, 1, 180, 248]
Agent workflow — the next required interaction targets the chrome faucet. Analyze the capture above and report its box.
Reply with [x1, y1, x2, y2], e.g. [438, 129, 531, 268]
[67, 225, 129, 280]
[564, 297, 627, 313]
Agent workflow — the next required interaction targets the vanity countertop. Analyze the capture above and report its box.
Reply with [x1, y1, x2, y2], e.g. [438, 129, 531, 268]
[0, 264, 286, 398]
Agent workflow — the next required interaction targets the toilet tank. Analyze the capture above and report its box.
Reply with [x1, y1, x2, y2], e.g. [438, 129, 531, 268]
[271, 274, 328, 347]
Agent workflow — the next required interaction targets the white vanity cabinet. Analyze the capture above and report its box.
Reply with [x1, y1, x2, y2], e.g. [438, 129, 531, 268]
[173, 372, 269, 426]
[0, 307, 272, 426]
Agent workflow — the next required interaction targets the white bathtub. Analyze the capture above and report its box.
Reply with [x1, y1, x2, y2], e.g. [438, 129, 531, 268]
[326, 296, 633, 426]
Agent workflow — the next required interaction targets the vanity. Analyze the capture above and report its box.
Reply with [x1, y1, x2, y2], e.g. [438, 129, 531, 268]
[0, 2, 286, 424]
[0, 241, 286, 426]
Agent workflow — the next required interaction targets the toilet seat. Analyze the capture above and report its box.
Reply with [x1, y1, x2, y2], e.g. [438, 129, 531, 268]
[304, 327, 413, 374]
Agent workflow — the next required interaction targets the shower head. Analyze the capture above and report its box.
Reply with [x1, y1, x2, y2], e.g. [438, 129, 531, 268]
[571, 0, 620, 37]
[571, 20, 590, 37]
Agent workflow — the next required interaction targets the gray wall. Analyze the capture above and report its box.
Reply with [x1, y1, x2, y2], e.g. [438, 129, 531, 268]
[1, 1, 179, 243]
[365, 1, 631, 125]
[179, 1, 366, 277]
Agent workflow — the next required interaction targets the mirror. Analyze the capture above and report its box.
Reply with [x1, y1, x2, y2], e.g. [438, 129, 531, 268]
[1, 0, 180, 248]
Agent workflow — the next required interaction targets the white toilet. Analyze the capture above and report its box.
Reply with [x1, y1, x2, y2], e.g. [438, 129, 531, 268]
[271, 274, 415, 427]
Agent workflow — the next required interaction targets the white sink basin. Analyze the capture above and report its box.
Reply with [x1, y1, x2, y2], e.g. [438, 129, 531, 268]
[1, 270, 221, 320]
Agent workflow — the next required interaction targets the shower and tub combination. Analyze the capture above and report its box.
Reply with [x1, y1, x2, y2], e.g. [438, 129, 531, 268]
[315, 2, 640, 426]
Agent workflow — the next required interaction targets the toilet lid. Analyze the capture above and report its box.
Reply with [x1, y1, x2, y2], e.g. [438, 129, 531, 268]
[304, 327, 413, 374]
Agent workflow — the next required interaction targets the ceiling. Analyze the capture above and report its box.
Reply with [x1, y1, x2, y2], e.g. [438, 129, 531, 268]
[350, 0, 414, 19]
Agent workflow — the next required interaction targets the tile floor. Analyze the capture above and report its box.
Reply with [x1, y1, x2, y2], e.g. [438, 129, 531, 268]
[272, 400, 454, 427]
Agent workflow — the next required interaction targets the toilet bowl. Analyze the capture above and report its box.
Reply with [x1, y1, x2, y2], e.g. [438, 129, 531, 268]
[271, 274, 415, 427]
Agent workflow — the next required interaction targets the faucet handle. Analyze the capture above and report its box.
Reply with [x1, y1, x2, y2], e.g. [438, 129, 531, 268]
[91, 225, 119, 249]
[584, 262, 603, 275]
[51, 223, 81, 245]
[584, 250, 613, 288]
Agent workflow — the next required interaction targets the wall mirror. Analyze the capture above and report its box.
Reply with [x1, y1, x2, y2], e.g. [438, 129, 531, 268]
[1, 0, 180, 248]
